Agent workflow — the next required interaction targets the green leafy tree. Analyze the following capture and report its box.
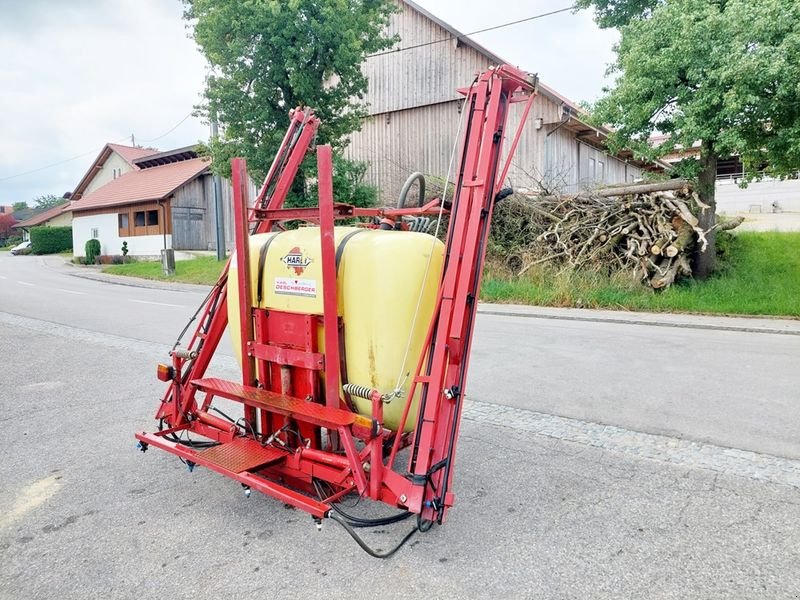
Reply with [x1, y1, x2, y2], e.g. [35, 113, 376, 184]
[576, 0, 661, 28]
[185, 0, 396, 206]
[580, 0, 800, 278]
[12, 202, 27, 212]
[33, 194, 67, 210]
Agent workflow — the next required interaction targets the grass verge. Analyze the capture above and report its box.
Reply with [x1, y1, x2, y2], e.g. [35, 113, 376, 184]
[101, 233, 799, 317]
[481, 232, 800, 317]
[103, 255, 224, 285]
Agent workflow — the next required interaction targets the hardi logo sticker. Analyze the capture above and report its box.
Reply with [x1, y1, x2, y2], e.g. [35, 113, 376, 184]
[281, 247, 312, 275]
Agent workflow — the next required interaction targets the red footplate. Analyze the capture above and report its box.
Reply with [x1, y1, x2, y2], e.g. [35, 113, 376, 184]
[194, 437, 287, 473]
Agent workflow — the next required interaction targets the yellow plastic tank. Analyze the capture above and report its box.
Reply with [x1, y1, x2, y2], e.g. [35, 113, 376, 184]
[228, 226, 444, 432]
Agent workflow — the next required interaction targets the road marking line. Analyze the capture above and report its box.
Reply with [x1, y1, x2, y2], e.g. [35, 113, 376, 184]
[18, 281, 35, 287]
[129, 299, 185, 308]
[0, 475, 61, 530]
[54, 288, 87, 296]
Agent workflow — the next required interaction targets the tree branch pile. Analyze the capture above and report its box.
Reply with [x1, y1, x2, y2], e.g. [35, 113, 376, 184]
[491, 179, 743, 289]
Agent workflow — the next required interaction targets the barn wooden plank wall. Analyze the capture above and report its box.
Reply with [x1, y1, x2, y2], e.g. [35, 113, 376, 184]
[171, 174, 257, 251]
[346, 0, 644, 204]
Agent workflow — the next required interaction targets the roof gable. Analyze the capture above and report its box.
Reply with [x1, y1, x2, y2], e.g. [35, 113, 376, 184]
[72, 143, 160, 201]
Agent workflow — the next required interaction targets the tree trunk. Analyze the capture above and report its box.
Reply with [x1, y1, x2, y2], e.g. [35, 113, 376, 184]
[693, 140, 717, 280]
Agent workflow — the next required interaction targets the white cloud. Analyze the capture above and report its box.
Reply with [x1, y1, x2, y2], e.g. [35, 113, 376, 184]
[0, 0, 208, 203]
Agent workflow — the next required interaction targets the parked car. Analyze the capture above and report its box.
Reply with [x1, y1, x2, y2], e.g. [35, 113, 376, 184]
[9, 241, 31, 255]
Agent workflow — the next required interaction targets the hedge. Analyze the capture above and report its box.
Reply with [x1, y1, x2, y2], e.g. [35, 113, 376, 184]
[30, 226, 73, 254]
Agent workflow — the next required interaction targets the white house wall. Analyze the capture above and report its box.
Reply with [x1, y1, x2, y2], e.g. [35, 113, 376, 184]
[72, 213, 170, 257]
[84, 153, 135, 196]
[46, 211, 72, 227]
[716, 178, 800, 215]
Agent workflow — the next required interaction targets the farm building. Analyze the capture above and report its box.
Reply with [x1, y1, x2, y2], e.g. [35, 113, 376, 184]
[346, 0, 665, 203]
[69, 144, 250, 258]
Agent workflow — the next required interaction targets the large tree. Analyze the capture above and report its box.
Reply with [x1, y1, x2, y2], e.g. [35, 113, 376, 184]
[578, 0, 800, 278]
[185, 0, 396, 204]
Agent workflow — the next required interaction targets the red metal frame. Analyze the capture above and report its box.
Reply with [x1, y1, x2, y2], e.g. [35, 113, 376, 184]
[137, 66, 537, 533]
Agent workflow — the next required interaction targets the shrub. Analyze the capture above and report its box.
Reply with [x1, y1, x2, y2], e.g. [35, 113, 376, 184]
[85, 238, 101, 264]
[30, 226, 73, 254]
[121, 241, 129, 256]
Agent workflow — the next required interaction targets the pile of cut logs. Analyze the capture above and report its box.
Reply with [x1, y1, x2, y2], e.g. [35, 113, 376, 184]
[493, 179, 742, 289]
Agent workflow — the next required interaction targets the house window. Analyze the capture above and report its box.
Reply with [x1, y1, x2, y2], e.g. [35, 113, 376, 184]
[147, 210, 159, 226]
[134, 211, 146, 227]
[90, 227, 99, 238]
[118, 213, 129, 236]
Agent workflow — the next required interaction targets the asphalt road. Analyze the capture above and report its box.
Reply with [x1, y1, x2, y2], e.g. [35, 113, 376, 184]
[1, 253, 799, 598]
[2, 253, 799, 457]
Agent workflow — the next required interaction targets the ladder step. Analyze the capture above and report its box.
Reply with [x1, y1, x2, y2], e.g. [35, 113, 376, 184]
[195, 437, 287, 473]
[192, 377, 359, 429]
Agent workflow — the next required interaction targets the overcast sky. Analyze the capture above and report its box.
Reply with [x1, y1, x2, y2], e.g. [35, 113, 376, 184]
[0, 0, 617, 206]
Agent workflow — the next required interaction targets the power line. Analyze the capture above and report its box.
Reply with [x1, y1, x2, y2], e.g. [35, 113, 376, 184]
[0, 111, 196, 183]
[139, 111, 194, 143]
[366, 5, 577, 59]
[0, 135, 130, 183]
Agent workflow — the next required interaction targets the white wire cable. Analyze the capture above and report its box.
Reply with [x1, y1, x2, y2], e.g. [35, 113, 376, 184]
[390, 87, 474, 397]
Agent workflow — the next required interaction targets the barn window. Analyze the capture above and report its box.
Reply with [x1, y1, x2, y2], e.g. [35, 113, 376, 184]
[597, 160, 605, 182]
[118, 213, 129, 235]
[147, 210, 159, 226]
[134, 211, 146, 227]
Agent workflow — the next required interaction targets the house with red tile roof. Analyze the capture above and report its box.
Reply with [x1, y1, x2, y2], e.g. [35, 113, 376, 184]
[13, 200, 72, 240]
[68, 145, 230, 258]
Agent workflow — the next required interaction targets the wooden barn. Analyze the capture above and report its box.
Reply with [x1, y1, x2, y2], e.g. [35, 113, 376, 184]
[346, 0, 665, 203]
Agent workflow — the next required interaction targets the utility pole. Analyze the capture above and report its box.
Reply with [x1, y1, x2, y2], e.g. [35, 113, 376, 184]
[131, 133, 135, 146]
[210, 115, 226, 260]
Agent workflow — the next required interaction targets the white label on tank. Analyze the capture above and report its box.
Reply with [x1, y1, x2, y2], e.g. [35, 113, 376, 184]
[274, 277, 317, 297]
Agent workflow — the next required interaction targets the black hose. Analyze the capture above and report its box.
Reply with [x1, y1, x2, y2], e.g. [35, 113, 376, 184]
[329, 501, 415, 528]
[312, 479, 413, 528]
[329, 513, 419, 559]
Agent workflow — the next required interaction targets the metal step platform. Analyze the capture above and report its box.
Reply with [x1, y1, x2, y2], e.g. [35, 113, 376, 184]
[192, 377, 368, 429]
[192, 437, 287, 473]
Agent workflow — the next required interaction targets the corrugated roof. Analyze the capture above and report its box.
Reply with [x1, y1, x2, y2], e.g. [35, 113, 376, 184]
[71, 157, 211, 213]
[13, 202, 70, 228]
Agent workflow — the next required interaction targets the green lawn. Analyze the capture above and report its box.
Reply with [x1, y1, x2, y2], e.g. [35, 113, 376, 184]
[103, 255, 225, 285]
[481, 232, 800, 317]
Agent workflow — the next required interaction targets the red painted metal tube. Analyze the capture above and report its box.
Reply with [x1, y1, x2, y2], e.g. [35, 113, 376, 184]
[298, 447, 351, 470]
[194, 410, 237, 435]
[317, 145, 341, 412]
[232, 158, 257, 429]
